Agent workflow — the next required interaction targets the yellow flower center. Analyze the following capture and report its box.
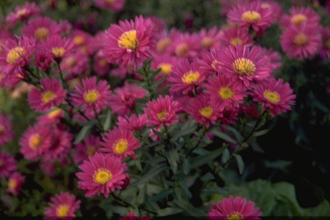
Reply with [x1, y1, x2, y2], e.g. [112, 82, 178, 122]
[48, 109, 62, 119]
[0, 125, 5, 135]
[52, 47, 65, 57]
[34, 27, 49, 41]
[105, 0, 115, 2]
[199, 106, 213, 118]
[56, 205, 69, 218]
[227, 212, 243, 220]
[118, 30, 139, 51]
[291, 14, 307, 26]
[241, 11, 261, 23]
[201, 37, 214, 49]
[6, 47, 26, 64]
[16, 9, 28, 18]
[113, 139, 128, 154]
[0, 160, 3, 168]
[175, 43, 189, 57]
[219, 87, 234, 100]
[29, 133, 42, 150]
[86, 146, 96, 156]
[211, 60, 221, 70]
[84, 90, 99, 103]
[261, 3, 271, 9]
[157, 111, 168, 120]
[293, 33, 308, 46]
[93, 168, 113, 184]
[8, 179, 17, 190]
[263, 90, 280, 103]
[73, 36, 84, 45]
[42, 91, 55, 103]
[324, 37, 330, 49]
[99, 59, 108, 67]
[158, 63, 172, 75]
[157, 38, 171, 53]
[232, 58, 256, 76]
[230, 38, 243, 46]
[182, 71, 200, 84]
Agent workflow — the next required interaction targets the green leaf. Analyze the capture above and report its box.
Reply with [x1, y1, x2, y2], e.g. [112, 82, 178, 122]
[172, 199, 205, 216]
[167, 147, 179, 173]
[234, 154, 244, 174]
[102, 109, 111, 131]
[130, 164, 169, 187]
[221, 148, 230, 164]
[225, 126, 243, 142]
[171, 123, 198, 142]
[157, 207, 183, 216]
[252, 129, 270, 137]
[152, 128, 166, 139]
[201, 172, 214, 182]
[137, 184, 147, 205]
[73, 124, 93, 144]
[212, 128, 237, 144]
[202, 186, 232, 195]
[183, 159, 190, 175]
[190, 145, 227, 169]
[150, 189, 174, 202]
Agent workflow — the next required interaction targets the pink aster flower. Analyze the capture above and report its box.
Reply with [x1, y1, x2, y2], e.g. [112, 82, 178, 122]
[279, 7, 319, 29]
[219, 0, 250, 17]
[19, 123, 52, 161]
[259, 0, 282, 22]
[71, 30, 93, 54]
[22, 16, 60, 42]
[6, 2, 40, 27]
[76, 152, 128, 198]
[259, 47, 282, 73]
[167, 58, 207, 95]
[60, 51, 89, 80]
[40, 35, 74, 62]
[218, 108, 239, 126]
[72, 135, 101, 164]
[6, 172, 25, 196]
[104, 15, 155, 69]
[167, 32, 200, 58]
[94, 0, 126, 12]
[227, 1, 274, 35]
[198, 27, 222, 51]
[93, 50, 111, 76]
[207, 195, 262, 220]
[198, 50, 223, 75]
[117, 114, 147, 131]
[0, 113, 14, 146]
[220, 26, 254, 47]
[108, 82, 146, 116]
[185, 95, 219, 128]
[42, 127, 72, 161]
[37, 108, 64, 125]
[0, 152, 17, 178]
[100, 127, 141, 160]
[35, 50, 53, 71]
[217, 44, 271, 89]
[151, 54, 178, 81]
[144, 95, 180, 128]
[280, 24, 321, 60]
[0, 31, 14, 54]
[120, 212, 150, 220]
[28, 78, 66, 112]
[70, 76, 111, 116]
[205, 74, 248, 111]
[252, 78, 296, 116]
[320, 26, 330, 60]
[44, 192, 81, 220]
[0, 36, 35, 76]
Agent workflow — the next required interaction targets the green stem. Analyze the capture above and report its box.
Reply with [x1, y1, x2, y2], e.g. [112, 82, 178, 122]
[56, 62, 67, 90]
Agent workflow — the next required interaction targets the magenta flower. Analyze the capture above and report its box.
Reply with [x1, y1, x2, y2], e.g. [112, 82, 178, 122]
[217, 44, 271, 89]
[72, 135, 101, 164]
[6, 172, 25, 196]
[198, 50, 223, 75]
[320, 26, 330, 60]
[252, 78, 296, 116]
[60, 51, 89, 80]
[117, 114, 147, 132]
[104, 15, 155, 69]
[279, 6, 319, 29]
[76, 152, 128, 198]
[167, 58, 207, 95]
[100, 127, 141, 160]
[0, 113, 14, 146]
[280, 24, 321, 60]
[37, 108, 64, 125]
[120, 212, 150, 220]
[44, 192, 81, 220]
[198, 27, 222, 51]
[207, 195, 262, 220]
[6, 2, 40, 27]
[43, 127, 72, 161]
[22, 16, 60, 42]
[220, 26, 253, 47]
[144, 95, 180, 128]
[19, 123, 52, 161]
[0, 151, 16, 178]
[167, 31, 200, 58]
[28, 78, 67, 112]
[40, 35, 74, 61]
[70, 76, 111, 116]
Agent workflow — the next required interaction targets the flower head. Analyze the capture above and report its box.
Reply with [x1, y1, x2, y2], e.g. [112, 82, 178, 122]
[198, 27, 222, 51]
[104, 15, 155, 69]
[6, 2, 40, 26]
[94, 0, 126, 12]
[44, 192, 81, 220]
[252, 78, 296, 116]
[28, 78, 67, 112]
[70, 76, 111, 116]
[6, 172, 25, 196]
[117, 114, 147, 131]
[72, 135, 101, 164]
[76, 152, 128, 198]
[144, 95, 180, 128]
[0, 113, 14, 146]
[100, 127, 141, 160]
[37, 108, 64, 125]
[220, 26, 253, 47]
[22, 16, 60, 42]
[40, 35, 74, 61]
[207, 195, 262, 220]
[279, 7, 319, 29]
[0, 152, 17, 178]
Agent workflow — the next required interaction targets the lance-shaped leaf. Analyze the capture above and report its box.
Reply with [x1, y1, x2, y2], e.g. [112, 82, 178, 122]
[212, 128, 237, 144]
